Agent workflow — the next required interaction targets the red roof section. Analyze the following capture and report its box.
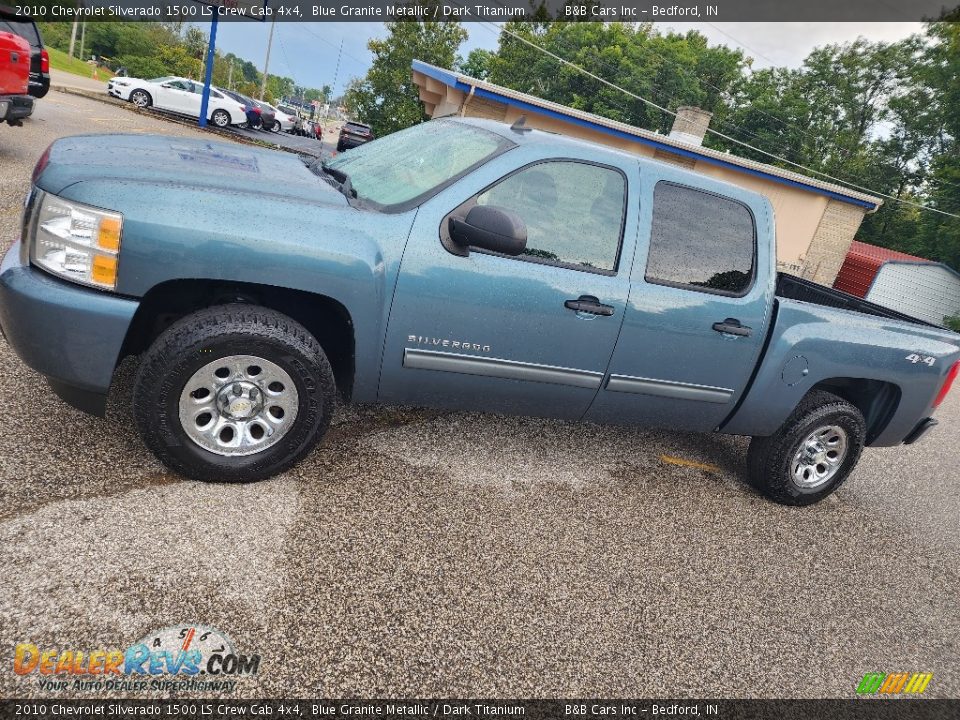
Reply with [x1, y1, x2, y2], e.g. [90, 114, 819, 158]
[833, 241, 926, 298]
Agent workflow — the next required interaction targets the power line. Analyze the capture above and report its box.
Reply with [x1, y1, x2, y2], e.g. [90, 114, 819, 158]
[481, 21, 806, 152]
[484, 21, 960, 220]
[297, 24, 368, 73]
[275, 26, 295, 79]
[704, 22, 782, 69]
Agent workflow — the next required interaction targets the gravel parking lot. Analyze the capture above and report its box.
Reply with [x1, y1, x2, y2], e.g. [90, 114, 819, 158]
[1, 90, 959, 700]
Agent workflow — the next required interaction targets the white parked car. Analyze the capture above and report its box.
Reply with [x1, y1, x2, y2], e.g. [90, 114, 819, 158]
[107, 76, 246, 128]
[267, 104, 296, 133]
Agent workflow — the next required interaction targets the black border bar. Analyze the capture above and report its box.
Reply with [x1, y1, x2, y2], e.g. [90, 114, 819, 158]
[8, 1, 960, 23]
[2, 699, 959, 719]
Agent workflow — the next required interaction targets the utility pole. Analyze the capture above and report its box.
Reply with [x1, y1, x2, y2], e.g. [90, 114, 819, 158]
[259, 17, 276, 101]
[68, 0, 82, 57]
[79, 21, 86, 61]
[68, 19, 78, 58]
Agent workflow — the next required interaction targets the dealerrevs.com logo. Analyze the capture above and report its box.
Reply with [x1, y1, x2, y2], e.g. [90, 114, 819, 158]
[12, 624, 260, 693]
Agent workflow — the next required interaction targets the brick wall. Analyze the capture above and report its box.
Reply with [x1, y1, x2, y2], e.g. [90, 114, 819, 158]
[800, 200, 867, 285]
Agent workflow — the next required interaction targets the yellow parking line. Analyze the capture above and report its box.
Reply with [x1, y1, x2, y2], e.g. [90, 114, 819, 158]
[659, 455, 721, 473]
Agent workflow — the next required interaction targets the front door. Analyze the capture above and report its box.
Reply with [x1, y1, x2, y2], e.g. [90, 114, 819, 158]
[380, 152, 639, 421]
[585, 174, 774, 432]
[158, 80, 198, 115]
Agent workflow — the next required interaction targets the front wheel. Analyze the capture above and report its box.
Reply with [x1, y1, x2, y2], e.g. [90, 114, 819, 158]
[133, 305, 336, 482]
[211, 109, 231, 128]
[747, 390, 866, 505]
[270, 120, 281, 133]
[130, 89, 152, 108]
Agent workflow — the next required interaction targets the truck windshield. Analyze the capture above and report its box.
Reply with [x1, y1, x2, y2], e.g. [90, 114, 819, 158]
[323, 120, 512, 210]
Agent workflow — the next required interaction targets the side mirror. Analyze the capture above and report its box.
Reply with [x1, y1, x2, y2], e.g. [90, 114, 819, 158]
[449, 205, 527, 256]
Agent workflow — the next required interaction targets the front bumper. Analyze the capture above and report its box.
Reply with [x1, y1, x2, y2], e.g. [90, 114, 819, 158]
[0, 241, 139, 416]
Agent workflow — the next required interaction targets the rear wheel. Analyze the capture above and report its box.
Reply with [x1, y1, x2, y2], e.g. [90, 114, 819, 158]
[130, 89, 152, 108]
[747, 390, 866, 505]
[133, 305, 336, 483]
[211, 109, 231, 128]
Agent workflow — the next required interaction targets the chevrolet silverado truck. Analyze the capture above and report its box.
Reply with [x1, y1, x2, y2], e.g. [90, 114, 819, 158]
[1, 118, 958, 505]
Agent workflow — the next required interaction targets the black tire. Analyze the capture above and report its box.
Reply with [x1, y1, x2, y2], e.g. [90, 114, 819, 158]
[211, 109, 231, 128]
[270, 120, 280, 133]
[747, 390, 866, 506]
[133, 305, 336, 483]
[130, 89, 152, 108]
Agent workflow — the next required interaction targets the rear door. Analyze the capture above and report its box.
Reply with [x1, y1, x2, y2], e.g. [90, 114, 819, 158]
[380, 145, 640, 420]
[585, 169, 775, 432]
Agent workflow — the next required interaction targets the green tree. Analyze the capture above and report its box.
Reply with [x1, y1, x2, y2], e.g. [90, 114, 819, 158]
[458, 48, 494, 79]
[344, 15, 467, 135]
[487, 22, 746, 133]
[183, 26, 208, 60]
[913, 22, 960, 270]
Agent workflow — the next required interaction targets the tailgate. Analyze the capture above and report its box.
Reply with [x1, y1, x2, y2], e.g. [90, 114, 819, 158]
[0, 31, 29, 96]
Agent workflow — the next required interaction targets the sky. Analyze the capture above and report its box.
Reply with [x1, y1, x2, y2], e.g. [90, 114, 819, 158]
[209, 21, 924, 97]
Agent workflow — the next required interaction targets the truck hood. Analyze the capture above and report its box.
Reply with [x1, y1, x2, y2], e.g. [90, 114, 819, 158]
[35, 134, 347, 207]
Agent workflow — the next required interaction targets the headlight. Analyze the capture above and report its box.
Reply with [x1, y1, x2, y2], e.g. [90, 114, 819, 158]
[30, 191, 122, 291]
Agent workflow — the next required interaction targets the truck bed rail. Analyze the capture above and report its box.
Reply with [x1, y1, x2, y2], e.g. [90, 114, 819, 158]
[775, 273, 941, 329]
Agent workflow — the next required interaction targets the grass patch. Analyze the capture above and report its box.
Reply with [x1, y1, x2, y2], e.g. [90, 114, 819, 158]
[47, 47, 114, 80]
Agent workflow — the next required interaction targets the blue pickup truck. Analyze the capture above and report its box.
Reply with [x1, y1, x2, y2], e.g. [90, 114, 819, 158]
[1, 118, 958, 504]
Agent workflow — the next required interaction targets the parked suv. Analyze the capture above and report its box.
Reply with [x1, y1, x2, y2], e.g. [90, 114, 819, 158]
[0, 5, 49, 99]
[337, 121, 373, 151]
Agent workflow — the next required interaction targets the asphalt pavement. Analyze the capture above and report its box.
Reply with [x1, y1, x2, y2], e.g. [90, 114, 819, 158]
[1, 89, 959, 700]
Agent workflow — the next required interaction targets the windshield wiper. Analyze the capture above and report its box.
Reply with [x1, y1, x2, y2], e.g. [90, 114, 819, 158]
[319, 163, 356, 200]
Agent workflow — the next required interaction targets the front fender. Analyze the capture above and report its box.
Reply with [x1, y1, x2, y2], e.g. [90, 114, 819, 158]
[58, 179, 417, 402]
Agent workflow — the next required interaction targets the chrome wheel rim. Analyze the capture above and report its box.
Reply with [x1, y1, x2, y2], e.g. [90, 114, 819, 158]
[792, 425, 848, 489]
[178, 355, 299, 457]
[131, 91, 148, 108]
[213, 111, 228, 127]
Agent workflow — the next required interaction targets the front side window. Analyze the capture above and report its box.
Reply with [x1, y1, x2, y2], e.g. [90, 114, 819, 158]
[323, 120, 512, 209]
[475, 161, 626, 273]
[645, 182, 755, 296]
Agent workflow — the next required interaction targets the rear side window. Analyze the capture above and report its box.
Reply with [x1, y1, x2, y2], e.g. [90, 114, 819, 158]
[0, 18, 41, 48]
[645, 182, 755, 296]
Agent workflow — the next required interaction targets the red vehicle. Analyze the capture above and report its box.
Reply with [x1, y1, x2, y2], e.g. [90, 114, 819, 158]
[1, 5, 49, 100]
[0, 26, 32, 126]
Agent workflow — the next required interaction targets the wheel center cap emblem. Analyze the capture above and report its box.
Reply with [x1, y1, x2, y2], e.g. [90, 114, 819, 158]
[216, 381, 262, 420]
[230, 399, 253, 416]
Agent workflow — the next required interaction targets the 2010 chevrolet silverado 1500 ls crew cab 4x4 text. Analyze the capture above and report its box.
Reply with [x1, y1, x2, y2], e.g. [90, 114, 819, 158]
[1, 119, 958, 504]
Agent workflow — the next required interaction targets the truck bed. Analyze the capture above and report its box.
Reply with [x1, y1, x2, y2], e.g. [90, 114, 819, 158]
[775, 273, 941, 329]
